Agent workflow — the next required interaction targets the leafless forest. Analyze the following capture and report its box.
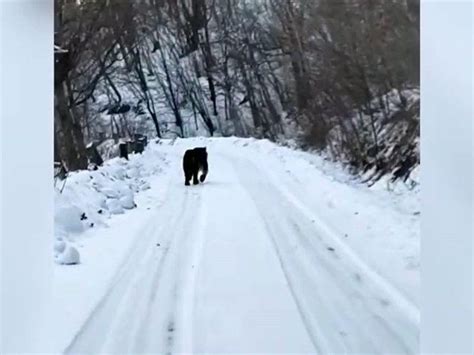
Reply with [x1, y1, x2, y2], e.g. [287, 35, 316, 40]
[54, 0, 419, 184]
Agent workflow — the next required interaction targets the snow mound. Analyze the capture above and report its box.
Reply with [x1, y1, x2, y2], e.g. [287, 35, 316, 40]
[54, 142, 167, 262]
[56, 245, 80, 265]
[106, 198, 124, 214]
[120, 194, 135, 209]
[54, 205, 85, 234]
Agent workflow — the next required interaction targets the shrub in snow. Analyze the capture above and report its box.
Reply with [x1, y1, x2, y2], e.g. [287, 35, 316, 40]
[57, 246, 80, 265]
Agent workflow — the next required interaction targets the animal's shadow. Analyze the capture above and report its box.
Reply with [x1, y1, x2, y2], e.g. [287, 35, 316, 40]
[180, 180, 227, 188]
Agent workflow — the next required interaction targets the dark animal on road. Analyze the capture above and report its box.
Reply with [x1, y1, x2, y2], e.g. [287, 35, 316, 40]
[183, 147, 208, 186]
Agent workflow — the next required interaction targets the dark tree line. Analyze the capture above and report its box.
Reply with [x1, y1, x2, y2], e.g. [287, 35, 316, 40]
[54, 0, 419, 183]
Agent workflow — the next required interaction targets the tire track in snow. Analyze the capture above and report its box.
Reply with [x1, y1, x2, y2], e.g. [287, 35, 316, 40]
[270, 166, 420, 325]
[254, 204, 330, 354]
[234, 155, 418, 354]
[64, 177, 191, 354]
[283, 215, 415, 354]
[233, 159, 329, 354]
[267, 151, 420, 316]
[124, 187, 201, 354]
[135, 187, 205, 354]
[176, 188, 208, 353]
[238, 151, 419, 324]
[64, 148, 208, 354]
[190, 153, 316, 353]
[125, 190, 196, 354]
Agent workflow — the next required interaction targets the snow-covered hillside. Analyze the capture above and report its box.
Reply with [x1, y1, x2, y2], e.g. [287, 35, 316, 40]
[53, 137, 419, 353]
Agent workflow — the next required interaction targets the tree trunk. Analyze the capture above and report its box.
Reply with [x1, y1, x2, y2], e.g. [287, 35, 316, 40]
[55, 82, 88, 171]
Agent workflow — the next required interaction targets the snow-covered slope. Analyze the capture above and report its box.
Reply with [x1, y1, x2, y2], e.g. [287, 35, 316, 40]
[324, 88, 420, 184]
[53, 137, 419, 353]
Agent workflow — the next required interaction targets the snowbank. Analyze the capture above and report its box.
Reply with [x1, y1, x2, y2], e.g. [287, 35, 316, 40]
[54, 143, 165, 264]
[56, 245, 81, 265]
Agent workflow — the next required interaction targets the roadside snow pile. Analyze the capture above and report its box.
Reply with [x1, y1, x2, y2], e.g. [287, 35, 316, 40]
[57, 245, 81, 265]
[54, 143, 165, 265]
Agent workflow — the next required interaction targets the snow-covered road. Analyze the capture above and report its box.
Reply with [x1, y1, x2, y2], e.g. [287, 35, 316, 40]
[56, 138, 419, 354]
